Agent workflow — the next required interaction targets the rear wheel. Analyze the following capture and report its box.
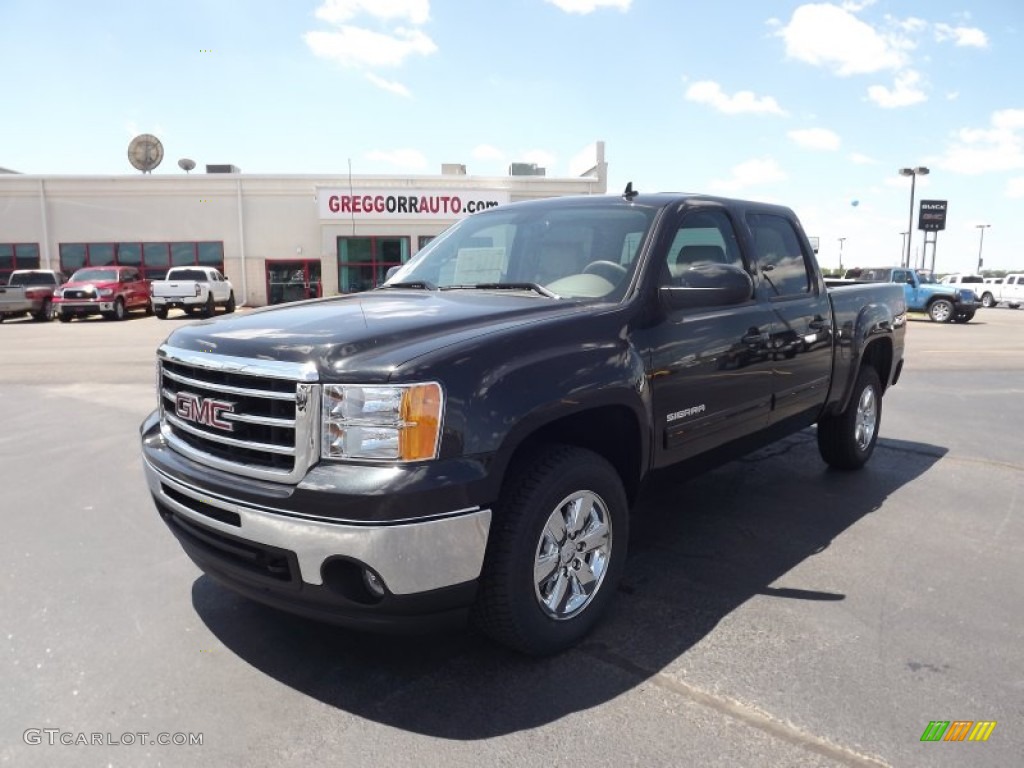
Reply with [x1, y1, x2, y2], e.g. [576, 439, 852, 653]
[32, 299, 53, 321]
[817, 366, 882, 470]
[154, 306, 168, 319]
[473, 445, 628, 655]
[928, 299, 954, 323]
[203, 295, 215, 318]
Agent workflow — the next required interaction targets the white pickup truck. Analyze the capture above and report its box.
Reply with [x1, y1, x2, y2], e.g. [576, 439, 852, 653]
[150, 267, 236, 319]
[941, 273, 1023, 309]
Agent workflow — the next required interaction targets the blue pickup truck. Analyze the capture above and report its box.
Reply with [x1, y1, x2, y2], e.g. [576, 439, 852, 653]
[838, 267, 979, 323]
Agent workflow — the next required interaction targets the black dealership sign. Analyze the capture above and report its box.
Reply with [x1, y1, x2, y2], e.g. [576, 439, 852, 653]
[919, 199, 948, 231]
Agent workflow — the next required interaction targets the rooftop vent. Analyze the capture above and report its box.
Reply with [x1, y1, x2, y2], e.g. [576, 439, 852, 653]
[441, 163, 467, 175]
[206, 164, 241, 174]
[509, 162, 546, 177]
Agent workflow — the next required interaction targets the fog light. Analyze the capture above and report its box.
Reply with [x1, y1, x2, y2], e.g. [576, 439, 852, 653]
[363, 568, 386, 598]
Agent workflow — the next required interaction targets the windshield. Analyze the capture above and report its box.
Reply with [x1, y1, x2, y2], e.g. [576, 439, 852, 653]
[70, 268, 119, 282]
[384, 202, 657, 300]
[8, 272, 57, 286]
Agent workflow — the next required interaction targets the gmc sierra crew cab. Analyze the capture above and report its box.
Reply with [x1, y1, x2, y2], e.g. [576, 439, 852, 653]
[141, 190, 906, 655]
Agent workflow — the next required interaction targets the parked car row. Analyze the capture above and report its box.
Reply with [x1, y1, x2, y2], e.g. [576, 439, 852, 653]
[0, 266, 235, 322]
[838, 267, 980, 323]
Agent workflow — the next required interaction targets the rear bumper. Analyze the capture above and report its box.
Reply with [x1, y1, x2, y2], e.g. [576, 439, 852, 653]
[153, 296, 205, 308]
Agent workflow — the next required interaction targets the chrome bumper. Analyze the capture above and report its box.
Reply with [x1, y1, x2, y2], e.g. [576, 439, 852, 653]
[143, 458, 492, 595]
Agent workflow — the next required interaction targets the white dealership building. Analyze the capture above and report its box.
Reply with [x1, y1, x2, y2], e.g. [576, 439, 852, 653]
[0, 144, 607, 306]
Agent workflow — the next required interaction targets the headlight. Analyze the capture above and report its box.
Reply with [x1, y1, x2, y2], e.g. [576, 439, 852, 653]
[321, 383, 443, 461]
[53, 289, 63, 298]
[98, 288, 114, 297]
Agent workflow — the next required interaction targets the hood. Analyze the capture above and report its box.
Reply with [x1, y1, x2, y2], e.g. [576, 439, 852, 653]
[58, 279, 120, 293]
[162, 289, 594, 381]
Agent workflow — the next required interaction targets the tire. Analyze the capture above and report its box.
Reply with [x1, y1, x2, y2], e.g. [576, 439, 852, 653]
[144, 301, 153, 316]
[981, 293, 996, 308]
[110, 297, 127, 321]
[817, 366, 882, 470]
[224, 292, 236, 314]
[58, 312, 72, 323]
[154, 306, 168, 319]
[928, 299, 954, 323]
[32, 299, 53, 322]
[473, 445, 628, 656]
[953, 312, 974, 324]
[203, 295, 215, 318]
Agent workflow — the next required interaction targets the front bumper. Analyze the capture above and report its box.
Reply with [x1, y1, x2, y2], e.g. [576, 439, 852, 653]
[55, 300, 115, 315]
[141, 413, 493, 630]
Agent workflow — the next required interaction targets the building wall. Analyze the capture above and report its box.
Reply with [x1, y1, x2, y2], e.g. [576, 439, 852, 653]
[0, 153, 607, 305]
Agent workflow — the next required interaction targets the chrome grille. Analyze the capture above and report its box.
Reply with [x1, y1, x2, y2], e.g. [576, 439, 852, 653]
[158, 346, 319, 483]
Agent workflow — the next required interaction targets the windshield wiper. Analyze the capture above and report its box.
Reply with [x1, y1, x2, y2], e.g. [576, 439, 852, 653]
[384, 280, 438, 290]
[442, 282, 560, 298]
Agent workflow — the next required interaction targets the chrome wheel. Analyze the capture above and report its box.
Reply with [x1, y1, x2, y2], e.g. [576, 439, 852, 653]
[533, 490, 612, 620]
[854, 385, 877, 452]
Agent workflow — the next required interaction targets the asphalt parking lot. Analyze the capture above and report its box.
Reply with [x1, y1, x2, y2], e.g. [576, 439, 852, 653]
[2, 307, 1022, 767]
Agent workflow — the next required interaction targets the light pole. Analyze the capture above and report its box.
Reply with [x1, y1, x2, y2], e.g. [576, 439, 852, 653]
[976, 224, 990, 273]
[837, 237, 846, 273]
[899, 167, 929, 268]
[899, 231, 909, 264]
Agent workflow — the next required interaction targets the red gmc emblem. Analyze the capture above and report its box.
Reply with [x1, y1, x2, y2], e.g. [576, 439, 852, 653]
[174, 392, 235, 431]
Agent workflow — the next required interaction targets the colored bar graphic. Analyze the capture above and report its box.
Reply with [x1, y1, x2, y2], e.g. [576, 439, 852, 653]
[920, 720, 997, 742]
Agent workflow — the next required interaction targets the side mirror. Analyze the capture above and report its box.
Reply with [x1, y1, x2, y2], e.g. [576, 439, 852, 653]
[660, 263, 754, 310]
[906, 277, 915, 285]
[384, 265, 401, 281]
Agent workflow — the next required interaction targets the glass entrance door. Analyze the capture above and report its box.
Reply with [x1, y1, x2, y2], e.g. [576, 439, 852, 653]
[266, 260, 322, 305]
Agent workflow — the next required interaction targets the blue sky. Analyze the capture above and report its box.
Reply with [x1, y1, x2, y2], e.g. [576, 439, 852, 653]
[1, 0, 1020, 274]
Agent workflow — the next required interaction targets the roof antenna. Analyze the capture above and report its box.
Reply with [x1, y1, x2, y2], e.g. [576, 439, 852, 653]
[623, 181, 638, 201]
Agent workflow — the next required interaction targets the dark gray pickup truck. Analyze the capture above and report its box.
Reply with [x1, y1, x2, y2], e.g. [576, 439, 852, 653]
[141, 189, 906, 654]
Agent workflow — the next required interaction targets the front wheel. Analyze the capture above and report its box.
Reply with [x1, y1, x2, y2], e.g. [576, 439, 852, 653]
[981, 293, 996, 308]
[108, 298, 127, 321]
[817, 366, 882, 470]
[225, 292, 236, 313]
[928, 299, 954, 323]
[473, 445, 628, 655]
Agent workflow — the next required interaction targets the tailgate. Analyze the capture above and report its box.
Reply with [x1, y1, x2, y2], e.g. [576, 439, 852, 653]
[154, 281, 200, 298]
[0, 285, 30, 309]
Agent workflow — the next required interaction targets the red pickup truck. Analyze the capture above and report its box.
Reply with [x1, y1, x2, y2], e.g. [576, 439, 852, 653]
[53, 266, 152, 322]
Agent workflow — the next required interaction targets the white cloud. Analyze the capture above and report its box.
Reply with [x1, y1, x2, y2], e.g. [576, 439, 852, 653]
[1006, 178, 1024, 198]
[934, 23, 988, 48]
[779, 4, 906, 75]
[315, 0, 430, 25]
[867, 69, 927, 108]
[365, 73, 411, 97]
[685, 80, 787, 116]
[789, 127, 841, 150]
[710, 158, 787, 192]
[840, 0, 877, 11]
[946, 91, 960, 101]
[305, 26, 436, 68]
[472, 144, 505, 162]
[365, 148, 428, 170]
[544, 0, 631, 13]
[850, 152, 877, 165]
[933, 109, 1024, 175]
